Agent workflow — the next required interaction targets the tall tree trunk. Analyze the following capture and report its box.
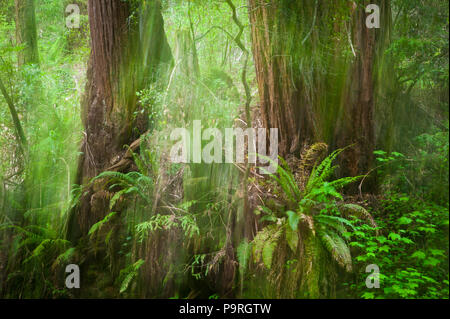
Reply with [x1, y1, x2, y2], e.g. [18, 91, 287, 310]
[249, 0, 391, 190]
[334, 1, 392, 191]
[249, 2, 392, 297]
[248, 0, 321, 157]
[334, 2, 377, 185]
[15, 0, 39, 66]
[68, 0, 172, 241]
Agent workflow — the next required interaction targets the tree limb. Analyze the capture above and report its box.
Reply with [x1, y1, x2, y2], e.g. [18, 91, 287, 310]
[0, 75, 27, 153]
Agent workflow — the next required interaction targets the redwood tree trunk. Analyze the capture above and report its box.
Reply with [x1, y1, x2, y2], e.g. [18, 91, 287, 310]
[334, 1, 392, 190]
[15, 0, 39, 66]
[335, 3, 377, 184]
[68, 0, 172, 240]
[249, 0, 391, 189]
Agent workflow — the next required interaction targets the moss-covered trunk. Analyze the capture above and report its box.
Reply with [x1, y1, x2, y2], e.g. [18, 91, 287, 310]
[248, 0, 393, 297]
[248, 0, 391, 191]
[15, 0, 39, 66]
[68, 0, 172, 241]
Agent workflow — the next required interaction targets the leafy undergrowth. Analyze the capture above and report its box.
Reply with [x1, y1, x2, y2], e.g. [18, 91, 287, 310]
[347, 194, 448, 299]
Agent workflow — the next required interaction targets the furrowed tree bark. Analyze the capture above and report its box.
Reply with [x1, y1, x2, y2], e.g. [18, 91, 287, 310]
[14, 0, 39, 66]
[248, 2, 392, 297]
[248, 0, 320, 157]
[334, 1, 380, 189]
[67, 0, 172, 241]
[334, 1, 392, 192]
[249, 0, 391, 191]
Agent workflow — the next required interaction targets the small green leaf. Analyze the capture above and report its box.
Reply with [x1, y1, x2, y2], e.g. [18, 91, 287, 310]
[388, 232, 401, 241]
[398, 217, 413, 225]
[286, 211, 300, 231]
[411, 251, 426, 260]
[286, 226, 298, 253]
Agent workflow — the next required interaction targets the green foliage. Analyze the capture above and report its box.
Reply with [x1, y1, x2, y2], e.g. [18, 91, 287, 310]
[93, 171, 153, 207]
[118, 259, 145, 294]
[190, 254, 207, 280]
[367, 128, 449, 298]
[286, 210, 300, 231]
[348, 194, 449, 299]
[390, 0, 448, 89]
[136, 213, 199, 242]
[52, 247, 76, 270]
[237, 239, 251, 278]
[253, 146, 369, 282]
[318, 228, 352, 272]
[376, 127, 449, 205]
[88, 212, 117, 236]
[252, 225, 283, 269]
[0, 0, 447, 300]
[0, 223, 73, 298]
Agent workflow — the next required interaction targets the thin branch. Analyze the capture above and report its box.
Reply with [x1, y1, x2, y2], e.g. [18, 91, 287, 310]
[301, 0, 318, 45]
[0, 75, 27, 153]
[195, 25, 234, 42]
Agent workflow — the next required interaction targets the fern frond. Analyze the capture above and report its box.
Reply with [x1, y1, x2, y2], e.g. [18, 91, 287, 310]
[52, 247, 76, 270]
[24, 239, 70, 264]
[299, 143, 328, 174]
[252, 224, 283, 269]
[305, 147, 352, 194]
[17, 235, 45, 249]
[24, 225, 57, 238]
[304, 182, 343, 201]
[258, 154, 301, 203]
[315, 214, 354, 235]
[278, 157, 301, 201]
[127, 146, 148, 176]
[339, 203, 377, 228]
[91, 171, 134, 186]
[318, 229, 352, 272]
[88, 212, 117, 236]
[328, 176, 363, 190]
[119, 259, 145, 294]
[237, 239, 252, 278]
